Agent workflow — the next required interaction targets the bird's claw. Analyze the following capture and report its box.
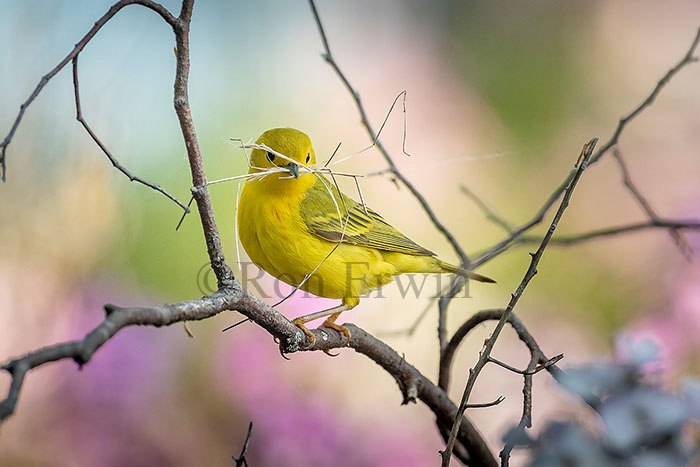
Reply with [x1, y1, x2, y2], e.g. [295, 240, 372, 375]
[277, 345, 291, 360]
[321, 320, 351, 346]
[291, 318, 317, 348]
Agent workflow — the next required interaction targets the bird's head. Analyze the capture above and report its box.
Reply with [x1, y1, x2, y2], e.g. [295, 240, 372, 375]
[248, 127, 317, 194]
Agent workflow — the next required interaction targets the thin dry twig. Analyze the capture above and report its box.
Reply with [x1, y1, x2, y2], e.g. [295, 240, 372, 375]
[71, 56, 190, 212]
[1, 8, 499, 464]
[461, 184, 514, 234]
[470, 27, 700, 268]
[438, 310, 557, 392]
[612, 148, 692, 258]
[307, 0, 469, 268]
[3, 4, 698, 467]
[437, 308, 559, 466]
[440, 138, 598, 466]
[233, 421, 253, 467]
[487, 355, 563, 376]
[0, 0, 184, 212]
[308, 0, 486, 373]
[515, 219, 700, 246]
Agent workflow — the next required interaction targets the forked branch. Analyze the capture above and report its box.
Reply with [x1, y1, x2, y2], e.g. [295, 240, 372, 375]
[0, 0, 186, 212]
[440, 138, 598, 466]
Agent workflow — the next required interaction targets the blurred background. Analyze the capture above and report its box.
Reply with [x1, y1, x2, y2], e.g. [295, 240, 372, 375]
[1, 0, 699, 465]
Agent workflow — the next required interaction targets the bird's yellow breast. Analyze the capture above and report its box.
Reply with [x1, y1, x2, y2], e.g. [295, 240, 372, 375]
[237, 179, 397, 305]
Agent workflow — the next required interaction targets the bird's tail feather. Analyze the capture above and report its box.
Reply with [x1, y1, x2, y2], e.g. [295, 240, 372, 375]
[437, 260, 496, 283]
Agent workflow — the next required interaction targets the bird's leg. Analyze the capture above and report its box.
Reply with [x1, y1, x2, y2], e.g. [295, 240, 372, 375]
[291, 305, 347, 346]
[321, 311, 351, 345]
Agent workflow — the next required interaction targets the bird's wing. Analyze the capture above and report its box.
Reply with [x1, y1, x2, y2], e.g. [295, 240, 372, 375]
[299, 177, 434, 256]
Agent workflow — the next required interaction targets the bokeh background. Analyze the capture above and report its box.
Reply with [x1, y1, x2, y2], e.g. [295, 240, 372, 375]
[1, 1, 699, 465]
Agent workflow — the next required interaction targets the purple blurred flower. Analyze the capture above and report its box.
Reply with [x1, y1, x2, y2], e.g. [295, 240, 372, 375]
[51, 281, 182, 467]
[216, 329, 436, 466]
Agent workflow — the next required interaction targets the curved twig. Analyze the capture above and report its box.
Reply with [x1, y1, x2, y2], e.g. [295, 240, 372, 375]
[71, 56, 190, 212]
[438, 310, 555, 392]
[233, 422, 253, 467]
[0, 1, 182, 212]
[612, 148, 692, 258]
[306, 0, 469, 267]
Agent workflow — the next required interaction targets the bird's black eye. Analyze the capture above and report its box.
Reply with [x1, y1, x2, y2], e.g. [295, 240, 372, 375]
[266, 152, 275, 163]
[306, 153, 310, 163]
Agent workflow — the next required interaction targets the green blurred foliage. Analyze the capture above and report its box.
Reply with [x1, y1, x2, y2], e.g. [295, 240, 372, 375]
[447, 1, 590, 152]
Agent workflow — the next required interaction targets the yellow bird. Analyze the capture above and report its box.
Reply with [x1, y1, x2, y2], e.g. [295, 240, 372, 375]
[237, 128, 494, 344]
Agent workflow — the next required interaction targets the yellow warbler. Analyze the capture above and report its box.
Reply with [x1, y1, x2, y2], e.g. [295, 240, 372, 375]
[237, 128, 494, 343]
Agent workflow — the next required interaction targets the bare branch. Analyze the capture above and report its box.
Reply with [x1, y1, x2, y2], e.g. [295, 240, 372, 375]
[0, 0, 177, 182]
[71, 56, 190, 212]
[467, 396, 506, 409]
[172, 1, 234, 288]
[307, 0, 469, 268]
[1, 289, 243, 421]
[0, 289, 498, 466]
[487, 354, 563, 376]
[470, 27, 700, 268]
[233, 421, 253, 467]
[437, 308, 558, 466]
[461, 184, 514, 234]
[593, 28, 700, 166]
[515, 219, 700, 246]
[440, 138, 597, 466]
[612, 148, 692, 258]
[438, 309, 557, 396]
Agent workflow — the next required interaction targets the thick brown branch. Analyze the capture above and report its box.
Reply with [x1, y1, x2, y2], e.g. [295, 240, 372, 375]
[172, 2, 234, 288]
[440, 138, 597, 466]
[302, 324, 497, 467]
[1, 288, 241, 421]
[0, 287, 497, 466]
[0, 0, 177, 182]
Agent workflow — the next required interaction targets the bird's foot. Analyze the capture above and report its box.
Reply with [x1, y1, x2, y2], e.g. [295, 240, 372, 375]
[321, 319, 351, 346]
[291, 317, 317, 347]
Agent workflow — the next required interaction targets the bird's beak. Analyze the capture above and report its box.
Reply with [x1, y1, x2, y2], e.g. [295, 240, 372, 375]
[282, 162, 299, 179]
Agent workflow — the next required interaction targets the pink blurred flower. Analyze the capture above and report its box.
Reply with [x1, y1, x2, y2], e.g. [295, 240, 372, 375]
[216, 329, 436, 466]
[616, 241, 700, 378]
